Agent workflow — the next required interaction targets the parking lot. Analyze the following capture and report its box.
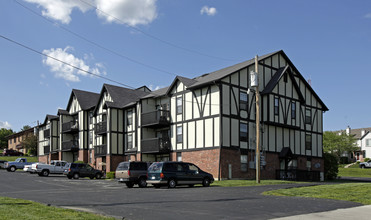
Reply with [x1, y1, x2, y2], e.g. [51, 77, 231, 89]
[0, 169, 361, 220]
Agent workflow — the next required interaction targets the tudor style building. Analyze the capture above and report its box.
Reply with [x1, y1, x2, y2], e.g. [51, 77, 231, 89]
[38, 115, 59, 164]
[58, 89, 100, 163]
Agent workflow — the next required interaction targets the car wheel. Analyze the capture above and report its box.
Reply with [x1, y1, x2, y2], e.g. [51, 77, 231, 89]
[138, 178, 147, 188]
[126, 182, 134, 188]
[96, 173, 102, 179]
[73, 173, 80, 179]
[168, 179, 177, 188]
[42, 170, 49, 177]
[10, 166, 16, 172]
[67, 175, 73, 179]
[202, 178, 211, 187]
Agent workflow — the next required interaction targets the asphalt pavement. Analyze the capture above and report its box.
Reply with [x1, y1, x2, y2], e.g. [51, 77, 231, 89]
[0, 169, 364, 219]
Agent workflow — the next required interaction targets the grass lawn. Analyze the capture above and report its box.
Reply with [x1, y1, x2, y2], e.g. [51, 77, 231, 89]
[0, 156, 38, 163]
[264, 183, 371, 205]
[338, 167, 371, 178]
[212, 179, 305, 187]
[0, 196, 115, 220]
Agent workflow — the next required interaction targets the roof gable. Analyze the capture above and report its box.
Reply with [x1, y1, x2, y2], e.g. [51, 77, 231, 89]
[66, 89, 100, 112]
[166, 76, 198, 95]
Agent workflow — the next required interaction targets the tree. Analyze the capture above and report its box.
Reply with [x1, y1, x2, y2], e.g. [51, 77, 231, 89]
[0, 128, 14, 149]
[21, 125, 31, 131]
[323, 131, 358, 160]
[324, 152, 338, 180]
[21, 134, 37, 156]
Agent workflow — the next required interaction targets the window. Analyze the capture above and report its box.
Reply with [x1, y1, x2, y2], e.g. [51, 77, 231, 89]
[89, 131, 93, 145]
[14, 138, 16, 143]
[240, 91, 248, 111]
[177, 152, 182, 161]
[274, 97, 279, 115]
[127, 134, 133, 149]
[127, 110, 133, 126]
[305, 108, 311, 124]
[291, 102, 296, 119]
[240, 122, 248, 142]
[176, 96, 183, 114]
[89, 111, 93, 125]
[241, 155, 248, 172]
[305, 133, 312, 150]
[177, 126, 183, 143]
[366, 139, 371, 147]
[10, 139, 12, 144]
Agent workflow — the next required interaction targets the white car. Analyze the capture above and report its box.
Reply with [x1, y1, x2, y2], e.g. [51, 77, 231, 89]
[24, 162, 44, 173]
[360, 160, 371, 169]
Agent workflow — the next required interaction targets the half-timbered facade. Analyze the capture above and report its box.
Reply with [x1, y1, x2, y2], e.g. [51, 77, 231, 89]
[37, 115, 59, 164]
[58, 89, 99, 163]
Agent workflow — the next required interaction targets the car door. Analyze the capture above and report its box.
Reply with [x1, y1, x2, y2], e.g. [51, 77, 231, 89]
[78, 164, 88, 177]
[176, 163, 190, 185]
[55, 162, 64, 173]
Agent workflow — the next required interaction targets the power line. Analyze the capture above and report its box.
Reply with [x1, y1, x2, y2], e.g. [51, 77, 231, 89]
[14, 0, 176, 77]
[0, 34, 135, 89]
[78, 0, 241, 62]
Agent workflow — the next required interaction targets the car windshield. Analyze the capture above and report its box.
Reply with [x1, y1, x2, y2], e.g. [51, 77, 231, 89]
[148, 162, 163, 173]
[15, 158, 21, 162]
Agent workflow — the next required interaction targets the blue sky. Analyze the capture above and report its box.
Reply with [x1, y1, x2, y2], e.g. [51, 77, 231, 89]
[0, 0, 371, 132]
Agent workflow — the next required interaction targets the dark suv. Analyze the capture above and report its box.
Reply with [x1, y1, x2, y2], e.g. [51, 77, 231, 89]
[63, 163, 103, 179]
[116, 162, 150, 188]
[2, 149, 23, 156]
[147, 162, 214, 188]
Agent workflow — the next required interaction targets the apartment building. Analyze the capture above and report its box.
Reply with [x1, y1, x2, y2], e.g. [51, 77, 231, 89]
[38, 115, 59, 164]
[7, 127, 35, 154]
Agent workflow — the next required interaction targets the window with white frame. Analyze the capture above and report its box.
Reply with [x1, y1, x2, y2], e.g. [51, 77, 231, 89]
[366, 139, 371, 147]
[176, 96, 183, 114]
[305, 133, 312, 150]
[127, 134, 133, 149]
[241, 154, 248, 172]
[240, 91, 248, 111]
[127, 110, 133, 126]
[177, 126, 183, 143]
[239, 122, 248, 142]
[305, 108, 311, 124]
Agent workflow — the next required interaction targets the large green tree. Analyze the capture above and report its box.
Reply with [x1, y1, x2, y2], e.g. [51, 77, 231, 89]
[21, 134, 37, 155]
[323, 131, 358, 160]
[21, 125, 31, 131]
[0, 128, 14, 149]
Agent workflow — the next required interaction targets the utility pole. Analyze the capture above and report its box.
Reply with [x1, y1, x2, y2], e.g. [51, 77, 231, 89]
[255, 55, 261, 184]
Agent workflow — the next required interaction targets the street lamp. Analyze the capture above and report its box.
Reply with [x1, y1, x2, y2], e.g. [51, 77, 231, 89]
[250, 55, 260, 184]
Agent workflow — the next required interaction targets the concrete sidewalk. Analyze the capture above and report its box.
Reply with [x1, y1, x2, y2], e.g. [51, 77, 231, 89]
[272, 205, 371, 220]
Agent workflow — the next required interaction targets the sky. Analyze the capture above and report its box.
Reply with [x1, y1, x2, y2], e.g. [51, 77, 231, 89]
[1, 0, 371, 132]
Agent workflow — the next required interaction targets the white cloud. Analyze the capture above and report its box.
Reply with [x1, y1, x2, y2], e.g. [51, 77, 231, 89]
[148, 84, 162, 91]
[24, 0, 94, 24]
[96, 0, 158, 26]
[365, 13, 371, 18]
[200, 6, 217, 16]
[0, 121, 12, 129]
[42, 46, 106, 82]
[24, 0, 158, 26]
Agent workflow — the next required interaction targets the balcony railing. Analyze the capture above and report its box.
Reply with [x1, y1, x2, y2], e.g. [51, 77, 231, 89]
[94, 145, 107, 157]
[141, 110, 170, 128]
[95, 121, 107, 135]
[276, 169, 321, 181]
[62, 140, 79, 152]
[141, 137, 170, 154]
[44, 129, 50, 138]
[62, 121, 79, 134]
[43, 146, 50, 154]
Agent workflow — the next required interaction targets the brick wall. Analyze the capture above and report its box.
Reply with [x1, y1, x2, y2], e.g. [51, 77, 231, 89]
[106, 155, 125, 172]
[78, 150, 88, 163]
[38, 155, 48, 164]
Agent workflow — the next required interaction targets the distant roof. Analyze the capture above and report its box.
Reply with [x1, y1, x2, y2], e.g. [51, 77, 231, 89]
[6, 127, 34, 139]
[70, 89, 100, 110]
[142, 86, 169, 99]
[334, 127, 371, 139]
[40, 114, 59, 126]
[57, 109, 69, 115]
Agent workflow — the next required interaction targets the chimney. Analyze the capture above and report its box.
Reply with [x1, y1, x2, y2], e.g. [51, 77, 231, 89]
[361, 129, 366, 137]
[346, 126, 351, 135]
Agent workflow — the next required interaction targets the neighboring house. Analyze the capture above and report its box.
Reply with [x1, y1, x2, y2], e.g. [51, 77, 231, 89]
[92, 84, 150, 172]
[58, 89, 100, 163]
[336, 126, 371, 162]
[7, 127, 35, 154]
[37, 115, 59, 164]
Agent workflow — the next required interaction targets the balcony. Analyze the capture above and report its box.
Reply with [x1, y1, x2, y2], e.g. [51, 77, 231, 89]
[62, 121, 79, 134]
[141, 110, 170, 128]
[43, 146, 50, 154]
[141, 137, 170, 154]
[62, 140, 79, 152]
[94, 145, 107, 157]
[95, 121, 107, 135]
[44, 129, 50, 138]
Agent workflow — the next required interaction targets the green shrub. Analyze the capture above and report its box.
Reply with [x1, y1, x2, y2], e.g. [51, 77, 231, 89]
[24, 153, 29, 157]
[73, 160, 85, 164]
[364, 158, 370, 162]
[324, 152, 339, 180]
[106, 171, 115, 179]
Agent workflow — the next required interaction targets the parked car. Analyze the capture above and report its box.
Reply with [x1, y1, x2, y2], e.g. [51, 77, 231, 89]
[116, 161, 150, 188]
[63, 163, 103, 179]
[0, 160, 7, 169]
[359, 160, 371, 168]
[23, 164, 36, 173]
[2, 149, 24, 156]
[4, 158, 33, 172]
[147, 162, 214, 188]
[35, 160, 68, 177]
